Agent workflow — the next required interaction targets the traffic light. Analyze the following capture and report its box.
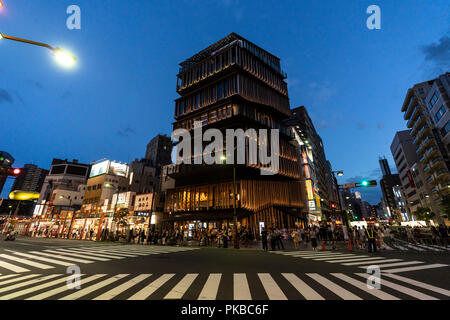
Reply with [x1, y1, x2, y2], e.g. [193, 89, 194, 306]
[10, 168, 22, 176]
[358, 180, 377, 187]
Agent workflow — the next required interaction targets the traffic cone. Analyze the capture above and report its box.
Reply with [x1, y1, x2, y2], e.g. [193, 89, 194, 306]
[348, 239, 352, 252]
[321, 240, 326, 251]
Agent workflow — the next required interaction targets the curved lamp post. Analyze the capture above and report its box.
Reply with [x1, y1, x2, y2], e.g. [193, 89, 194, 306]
[0, 32, 76, 68]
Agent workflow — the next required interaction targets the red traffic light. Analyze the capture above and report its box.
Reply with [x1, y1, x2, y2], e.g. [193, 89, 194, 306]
[11, 168, 22, 175]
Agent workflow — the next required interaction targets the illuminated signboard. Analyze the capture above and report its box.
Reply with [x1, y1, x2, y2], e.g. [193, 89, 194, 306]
[305, 180, 314, 200]
[109, 162, 128, 177]
[9, 190, 40, 201]
[308, 200, 316, 210]
[89, 160, 109, 177]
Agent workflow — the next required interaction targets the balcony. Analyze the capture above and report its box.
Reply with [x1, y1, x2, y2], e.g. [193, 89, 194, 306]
[410, 115, 426, 134]
[423, 165, 431, 173]
[404, 96, 417, 120]
[416, 142, 426, 155]
[435, 168, 450, 181]
[419, 154, 426, 163]
[424, 146, 439, 161]
[413, 125, 430, 142]
[422, 136, 436, 149]
[430, 157, 445, 169]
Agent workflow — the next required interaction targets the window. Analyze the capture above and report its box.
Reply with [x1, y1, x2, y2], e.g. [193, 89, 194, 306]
[418, 88, 425, 95]
[179, 101, 184, 115]
[428, 91, 440, 109]
[211, 87, 216, 102]
[434, 105, 446, 122]
[218, 83, 223, 100]
[224, 80, 229, 98]
[443, 121, 450, 135]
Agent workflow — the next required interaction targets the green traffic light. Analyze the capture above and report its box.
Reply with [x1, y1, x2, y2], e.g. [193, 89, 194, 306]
[361, 180, 369, 186]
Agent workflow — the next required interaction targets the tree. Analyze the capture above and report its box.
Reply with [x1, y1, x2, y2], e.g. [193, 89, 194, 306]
[414, 207, 435, 221]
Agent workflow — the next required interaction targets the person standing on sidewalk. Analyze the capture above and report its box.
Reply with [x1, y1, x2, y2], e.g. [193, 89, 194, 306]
[261, 228, 268, 251]
[310, 228, 318, 251]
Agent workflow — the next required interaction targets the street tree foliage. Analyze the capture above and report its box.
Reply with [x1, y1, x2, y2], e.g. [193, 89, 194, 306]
[414, 207, 435, 221]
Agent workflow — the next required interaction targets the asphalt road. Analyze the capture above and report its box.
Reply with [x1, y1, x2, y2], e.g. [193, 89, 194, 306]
[0, 236, 449, 300]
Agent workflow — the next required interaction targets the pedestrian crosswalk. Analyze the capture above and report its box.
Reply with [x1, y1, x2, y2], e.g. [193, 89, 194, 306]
[0, 245, 199, 274]
[270, 251, 449, 274]
[382, 241, 449, 253]
[0, 272, 448, 300]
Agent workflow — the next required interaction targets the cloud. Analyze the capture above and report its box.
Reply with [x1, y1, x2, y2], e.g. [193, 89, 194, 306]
[61, 90, 72, 99]
[356, 122, 367, 130]
[116, 125, 136, 137]
[421, 34, 450, 72]
[308, 82, 337, 104]
[0, 89, 13, 104]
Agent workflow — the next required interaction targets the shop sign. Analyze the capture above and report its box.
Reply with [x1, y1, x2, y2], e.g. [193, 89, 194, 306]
[135, 212, 149, 217]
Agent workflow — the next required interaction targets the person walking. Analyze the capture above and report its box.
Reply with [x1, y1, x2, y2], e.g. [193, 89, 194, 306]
[291, 229, 300, 250]
[366, 225, 377, 253]
[261, 228, 268, 251]
[269, 229, 277, 251]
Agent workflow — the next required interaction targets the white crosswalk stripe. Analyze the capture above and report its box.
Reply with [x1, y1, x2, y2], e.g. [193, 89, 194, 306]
[0, 272, 448, 300]
[359, 261, 424, 269]
[382, 264, 449, 273]
[258, 273, 287, 300]
[164, 273, 199, 299]
[29, 251, 94, 264]
[198, 273, 222, 300]
[43, 249, 111, 261]
[330, 273, 399, 300]
[281, 273, 324, 300]
[355, 273, 438, 300]
[271, 250, 449, 273]
[0, 254, 54, 270]
[234, 273, 252, 300]
[0, 260, 30, 273]
[127, 274, 175, 300]
[4, 250, 76, 267]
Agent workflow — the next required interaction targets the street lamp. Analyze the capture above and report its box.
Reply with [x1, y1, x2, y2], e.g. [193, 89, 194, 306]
[0, 31, 76, 68]
[220, 155, 239, 249]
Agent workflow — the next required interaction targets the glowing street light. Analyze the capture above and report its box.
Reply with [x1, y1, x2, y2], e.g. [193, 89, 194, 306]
[0, 31, 76, 68]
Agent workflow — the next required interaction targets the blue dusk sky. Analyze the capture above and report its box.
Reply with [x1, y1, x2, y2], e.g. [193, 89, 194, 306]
[1, 0, 449, 203]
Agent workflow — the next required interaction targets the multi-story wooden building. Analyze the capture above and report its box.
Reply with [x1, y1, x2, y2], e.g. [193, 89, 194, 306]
[164, 33, 305, 235]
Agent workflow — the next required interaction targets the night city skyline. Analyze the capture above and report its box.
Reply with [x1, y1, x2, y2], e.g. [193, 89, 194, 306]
[1, 0, 449, 204]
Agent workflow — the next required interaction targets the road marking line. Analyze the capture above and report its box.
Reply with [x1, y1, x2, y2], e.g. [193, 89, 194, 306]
[0, 260, 30, 273]
[327, 257, 385, 263]
[343, 259, 403, 266]
[306, 273, 362, 300]
[297, 254, 356, 259]
[0, 274, 84, 300]
[59, 274, 129, 300]
[55, 248, 126, 259]
[76, 248, 155, 256]
[0, 254, 54, 270]
[381, 273, 450, 296]
[403, 244, 426, 251]
[360, 261, 423, 269]
[234, 273, 252, 300]
[0, 274, 41, 286]
[127, 274, 175, 300]
[198, 273, 222, 300]
[44, 249, 111, 261]
[355, 273, 438, 300]
[391, 244, 408, 251]
[257, 273, 287, 300]
[281, 273, 324, 300]
[93, 274, 152, 300]
[4, 250, 75, 267]
[331, 273, 399, 300]
[0, 274, 21, 281]
[289, 252, 341, 256]
[29, 251, 94, 264]
[0, 274, 60, 294]
[414, 244, 444, 252]
[26, 274, 107, 300]
[313, 255, 369, 261]
[164, 273, 199, 299]
[382, 264, 449, 273]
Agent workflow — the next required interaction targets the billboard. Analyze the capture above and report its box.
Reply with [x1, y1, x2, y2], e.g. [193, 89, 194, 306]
[89, 160, 128, 178]
[89, 160, 109, 177]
